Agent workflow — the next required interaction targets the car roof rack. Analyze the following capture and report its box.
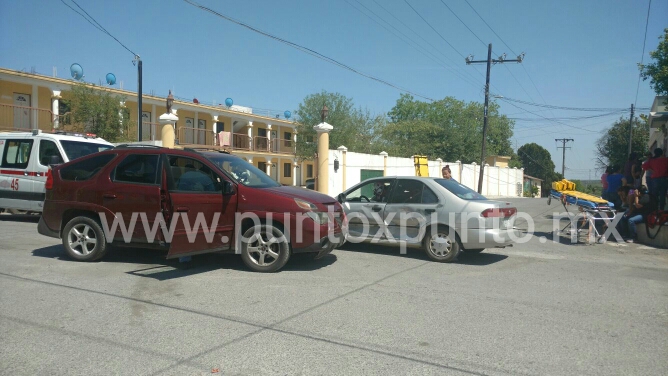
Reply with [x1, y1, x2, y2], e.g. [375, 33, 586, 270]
[115, 144, 163, 149]
[183, 147, 230, 154]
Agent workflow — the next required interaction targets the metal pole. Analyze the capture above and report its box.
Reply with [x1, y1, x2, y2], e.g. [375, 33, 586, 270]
[627, 103, 634, 157]
[137, 58, 143, 142]
[478, 43, 492, 194]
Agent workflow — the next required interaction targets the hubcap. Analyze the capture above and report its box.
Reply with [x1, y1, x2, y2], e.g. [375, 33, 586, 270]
[68, 224, 97, 256]
[247, 231, 281, 266]
[429, 233, 452, 257]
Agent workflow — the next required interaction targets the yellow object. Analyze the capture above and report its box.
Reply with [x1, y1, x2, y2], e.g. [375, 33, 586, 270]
[552, 178, 608, 204]
[552, 179, 576, 191]
[414, 155, 429, 177]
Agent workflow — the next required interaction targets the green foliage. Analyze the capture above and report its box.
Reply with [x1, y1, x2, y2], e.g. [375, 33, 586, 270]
[63, 83, 131, 142]
[294, 91, 386, 161]
[639, 28, 668, 97]
[595, 116, 649, 170]
[381, 94, 515, 162]
[523, 185, 539, 198]
[571, 179, 601, 196]
[517, 143, 560, 195]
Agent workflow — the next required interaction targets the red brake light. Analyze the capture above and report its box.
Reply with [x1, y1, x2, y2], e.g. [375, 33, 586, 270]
[481, 207, 516, 218]
[45, 169, 54, 190]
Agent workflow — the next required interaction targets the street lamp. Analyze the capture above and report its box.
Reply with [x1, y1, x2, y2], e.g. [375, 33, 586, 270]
[321, 104, 329, 123]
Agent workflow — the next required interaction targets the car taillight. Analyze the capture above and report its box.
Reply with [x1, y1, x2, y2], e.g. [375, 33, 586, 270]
[481, 207, 517, 218]
[45, 169, 54, 190]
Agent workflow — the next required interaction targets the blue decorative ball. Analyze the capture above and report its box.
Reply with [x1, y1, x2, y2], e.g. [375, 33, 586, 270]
[225, 98, 233, 107]
[284, 111, 291, 119]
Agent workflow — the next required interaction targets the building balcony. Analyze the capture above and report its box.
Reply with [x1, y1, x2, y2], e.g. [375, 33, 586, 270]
[176, 126, 295, 155]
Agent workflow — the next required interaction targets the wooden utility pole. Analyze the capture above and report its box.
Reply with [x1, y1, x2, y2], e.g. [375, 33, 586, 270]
[556, 138, 574, 177]
[466, 44, 524, 193]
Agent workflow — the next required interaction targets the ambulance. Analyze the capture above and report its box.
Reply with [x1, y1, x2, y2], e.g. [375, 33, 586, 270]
[0, 130, 114, 213]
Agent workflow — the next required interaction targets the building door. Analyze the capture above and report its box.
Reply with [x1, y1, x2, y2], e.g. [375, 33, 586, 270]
[197, 119, 206, 144]
[184, 118, 194, 144]
[141, 111, 152, 140]
[13, 93, 31, 130]
[271, 130, 278, 152]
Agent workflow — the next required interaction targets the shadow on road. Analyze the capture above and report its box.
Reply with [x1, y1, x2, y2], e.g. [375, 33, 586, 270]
[0, 214, 40, 223]
[31, 245, 337, 280]
[339, 242, 508, 266]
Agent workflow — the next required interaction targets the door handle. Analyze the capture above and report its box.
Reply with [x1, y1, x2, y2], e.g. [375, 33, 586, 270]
[372, 205, 382, 212]
[176, 206, 190, 212]
[103, 194, 117, 199]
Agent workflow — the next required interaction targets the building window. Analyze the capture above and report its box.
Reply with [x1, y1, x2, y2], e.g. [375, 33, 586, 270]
[284, 132, 292, 147]
[258, 161, 267, 172]
[284, 163, 291, 177]
[306, 164, 313, 178]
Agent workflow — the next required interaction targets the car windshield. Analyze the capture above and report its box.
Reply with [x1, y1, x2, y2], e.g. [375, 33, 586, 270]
[435, 178, 487, 200]
[204, 153, 281, 188]
[60, 141, 113, 160]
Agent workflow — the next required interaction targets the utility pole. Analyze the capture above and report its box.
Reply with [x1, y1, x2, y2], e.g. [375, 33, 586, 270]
[556, 138, 574, 177]
[627, 103, 634, 157]
[134, 55, 143, 142]
[467, 44, 524, 193]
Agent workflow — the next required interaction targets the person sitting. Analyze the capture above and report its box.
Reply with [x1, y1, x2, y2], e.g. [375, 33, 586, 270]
[372, 182, 388, 202]
[622, 185, 655, 243]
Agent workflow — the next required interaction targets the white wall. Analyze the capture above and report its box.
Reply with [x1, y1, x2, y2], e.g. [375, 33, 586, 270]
[327, 150, 523, 198]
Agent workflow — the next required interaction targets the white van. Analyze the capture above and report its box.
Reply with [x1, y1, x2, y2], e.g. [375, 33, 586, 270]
[0, 130, 114, 213]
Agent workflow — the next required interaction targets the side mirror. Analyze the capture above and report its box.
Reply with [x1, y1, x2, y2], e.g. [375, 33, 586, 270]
[222, 181, 235, 195]
[337, 193, 345, 203]
[49, 155, 63, 165]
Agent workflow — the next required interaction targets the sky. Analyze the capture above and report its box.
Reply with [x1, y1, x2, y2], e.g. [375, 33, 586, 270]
[1, 0, 666, 180]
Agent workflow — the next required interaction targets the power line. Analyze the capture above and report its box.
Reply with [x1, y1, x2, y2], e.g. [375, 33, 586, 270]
[499, 98, 599, 133]
[183, 0, 436, 102]
[402, 0, 466, 59]
[498, 96, 646, 112]
[344, 0, 482, 89]
[635, 0, 653, 109]
[437, 0, 486, 47]
[62, 0, 137, 57]
[462, 0, 517, 56]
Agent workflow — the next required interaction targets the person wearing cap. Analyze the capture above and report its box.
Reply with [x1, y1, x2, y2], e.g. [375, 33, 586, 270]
[441, 165, 457, 182]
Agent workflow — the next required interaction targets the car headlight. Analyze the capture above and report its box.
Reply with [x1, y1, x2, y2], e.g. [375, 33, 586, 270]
[306, 211, 329, 225]
[294, 198, 317, 210]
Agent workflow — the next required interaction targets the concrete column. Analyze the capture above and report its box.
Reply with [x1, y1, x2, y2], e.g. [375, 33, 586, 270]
[247, 121, 253, 150]
[31, 84, 38, 129]
[313, 122, 333, 195]
[267, 124, 272, 151]
[380, 151, 388, 176]
[455, 160, 462, 182]
[292, 160, 298, 186]
[159, 111, 179, 148]
[338, 146, 347, 192]
[51, 90, 61, 129]
[436, 158, 442, 177]
[212, 115, 219, 145]
[265, 158, 273, 177]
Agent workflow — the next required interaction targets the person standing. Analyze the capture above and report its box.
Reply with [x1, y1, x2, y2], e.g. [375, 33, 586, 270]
[623, 152, 638, 187]
[606, 166, 626, 210]
[642, 148, 668, 211]
[601, 166, 612, 200]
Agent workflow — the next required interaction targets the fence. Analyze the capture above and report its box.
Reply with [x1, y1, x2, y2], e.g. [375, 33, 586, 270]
[325, 150, 524, 198]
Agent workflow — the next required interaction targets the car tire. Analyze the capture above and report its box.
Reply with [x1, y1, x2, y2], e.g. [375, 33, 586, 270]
[465, 249, 485, 253]
[240, 224, 291, 272]
[62, 216, 108, 262]
[423, 226, 460, 262]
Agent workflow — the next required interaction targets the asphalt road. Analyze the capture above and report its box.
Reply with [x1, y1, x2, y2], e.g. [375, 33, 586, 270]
[1, 197, 667, 375]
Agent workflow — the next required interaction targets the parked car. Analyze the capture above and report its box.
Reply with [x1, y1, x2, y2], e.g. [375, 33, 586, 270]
[0, 130, 113, 213]
[336, 176, 518, 262]
[305, 178, 315, 190]
[38, 146, 346, 272]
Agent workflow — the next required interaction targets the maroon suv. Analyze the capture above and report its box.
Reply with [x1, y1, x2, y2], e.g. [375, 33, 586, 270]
[38, 146, 346, 272]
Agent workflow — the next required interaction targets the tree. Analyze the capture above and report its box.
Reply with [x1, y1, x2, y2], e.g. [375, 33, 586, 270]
[517, 143, 561, 195]
[595, 116, 649, 170]
[294, 91, 386, 161]
[383, 94, 515, 162]
[639, 28, 668, 97]
[62, 83, 133, 142]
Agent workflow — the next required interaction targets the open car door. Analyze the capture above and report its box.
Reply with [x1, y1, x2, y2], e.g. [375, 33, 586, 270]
[164, 155, 237, 258]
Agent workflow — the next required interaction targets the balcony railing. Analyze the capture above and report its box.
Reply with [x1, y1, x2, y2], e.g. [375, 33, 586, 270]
[140, 122, 161, 141]
[0, 103, 58, 132]
[176, 127, 295, 154]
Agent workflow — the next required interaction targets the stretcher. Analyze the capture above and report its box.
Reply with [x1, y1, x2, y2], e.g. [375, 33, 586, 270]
[547, 180, 620, 244]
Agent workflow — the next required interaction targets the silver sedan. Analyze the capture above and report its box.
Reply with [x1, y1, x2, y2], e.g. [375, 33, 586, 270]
[336, 176, 519, 262]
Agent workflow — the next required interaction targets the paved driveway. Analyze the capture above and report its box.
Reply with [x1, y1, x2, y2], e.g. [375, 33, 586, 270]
[1, 198, 667, 375]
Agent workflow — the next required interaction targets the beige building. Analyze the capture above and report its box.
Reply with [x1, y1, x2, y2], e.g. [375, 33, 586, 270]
[0, 67, 314, 186]
[485, 155, 511, 168]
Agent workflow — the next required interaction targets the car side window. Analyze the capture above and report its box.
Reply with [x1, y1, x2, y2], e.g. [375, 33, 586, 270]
[60, 154, 116, 181]
[1, 139, 33, 169]
[388, 179, 424, 204]
[422, 186, 438, 204]
[345, 180, 393, 203]
[167, 156, 221, 193]
[39, 140, 63, 166]
[113, 154, 160, 185]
